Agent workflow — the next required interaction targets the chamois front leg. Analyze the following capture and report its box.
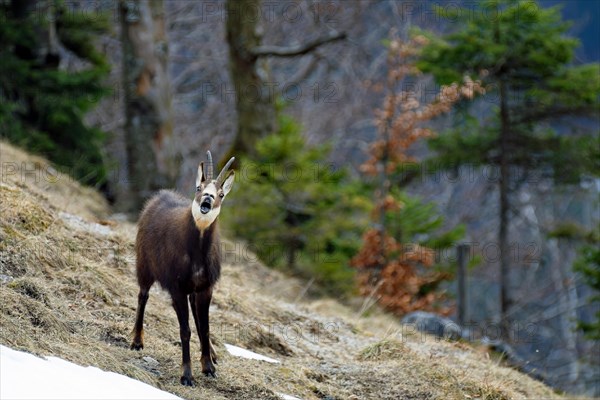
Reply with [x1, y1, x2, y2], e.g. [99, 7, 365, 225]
[194, 289, 216, 377]
[172, 293, 194, 386]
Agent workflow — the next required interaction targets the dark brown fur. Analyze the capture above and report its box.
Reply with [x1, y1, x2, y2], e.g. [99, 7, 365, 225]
[131, 189, 221, 385]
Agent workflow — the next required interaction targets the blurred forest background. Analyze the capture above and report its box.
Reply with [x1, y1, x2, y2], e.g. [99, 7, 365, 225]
[0, 0, 598, 396]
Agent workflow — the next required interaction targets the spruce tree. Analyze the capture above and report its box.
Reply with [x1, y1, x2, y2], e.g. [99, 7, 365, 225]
[222, 111, 368, 295]
[0, 0, 110, 186]
[418, 0, 600, 333]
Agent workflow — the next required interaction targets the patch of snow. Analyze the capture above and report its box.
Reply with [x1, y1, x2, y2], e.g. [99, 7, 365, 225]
[0, 345, 181, 400]
[224, 343, 280, 364]
[277, 393, 303, 400]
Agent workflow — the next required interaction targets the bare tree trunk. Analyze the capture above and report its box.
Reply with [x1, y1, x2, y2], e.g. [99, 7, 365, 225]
[457, 244, 469, 326]
[224, 0, 345, 162]
[225, 0, 276, 160]
[494, 4, 512, 338]
[499, 77, 512, 339]
[120, 0, 178, 212]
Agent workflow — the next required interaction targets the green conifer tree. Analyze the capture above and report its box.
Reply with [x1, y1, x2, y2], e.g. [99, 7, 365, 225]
[0, 0, 110, 186]
[222, 112, 369, 295]
[417, 0, 600, 331]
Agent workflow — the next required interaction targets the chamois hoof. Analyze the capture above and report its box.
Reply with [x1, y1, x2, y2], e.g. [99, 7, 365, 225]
[203, 370, 217, 378]
[180, 375, 194, 386]
[202, 358, 217, 378]
[130, 342, 143, 351]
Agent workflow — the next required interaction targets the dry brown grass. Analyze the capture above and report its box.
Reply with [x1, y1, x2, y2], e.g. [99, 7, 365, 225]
[0, 141, 566, 399]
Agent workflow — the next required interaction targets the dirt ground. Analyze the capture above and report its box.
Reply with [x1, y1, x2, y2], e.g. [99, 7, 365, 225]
[0, 141, 564, 399]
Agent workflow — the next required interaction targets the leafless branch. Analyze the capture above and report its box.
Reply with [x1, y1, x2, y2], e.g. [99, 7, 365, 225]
[251, 31, 346, 58]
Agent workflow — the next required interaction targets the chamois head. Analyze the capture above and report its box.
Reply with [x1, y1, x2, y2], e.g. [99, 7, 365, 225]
[192, 151, 235, 231]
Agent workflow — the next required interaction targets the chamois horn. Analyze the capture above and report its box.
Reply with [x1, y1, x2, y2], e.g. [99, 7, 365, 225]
[205, 151, 214, 181]
[216, 156, 235, 184]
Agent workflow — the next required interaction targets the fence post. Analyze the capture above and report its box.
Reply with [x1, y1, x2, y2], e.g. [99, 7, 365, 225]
[457, 243, 470, 327]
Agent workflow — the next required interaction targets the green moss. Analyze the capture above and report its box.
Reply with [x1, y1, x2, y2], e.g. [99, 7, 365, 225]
[548, 222, 587, 240]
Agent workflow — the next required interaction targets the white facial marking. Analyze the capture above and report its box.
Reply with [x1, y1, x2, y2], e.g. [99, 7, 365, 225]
[203, 182, 218, 198]
[192, 199, 220, 231]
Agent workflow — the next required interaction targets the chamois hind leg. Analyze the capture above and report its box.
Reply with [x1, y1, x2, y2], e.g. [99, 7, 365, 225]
[173, 293, 194, 386]
[194, 289, 216, 377]
[190, 293, 218, 365]
[131, 277, 154, 350]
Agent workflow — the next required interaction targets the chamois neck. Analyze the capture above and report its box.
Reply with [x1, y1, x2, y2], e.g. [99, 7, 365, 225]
[199, 220, 217, 239]
[189, 209, 217, 239]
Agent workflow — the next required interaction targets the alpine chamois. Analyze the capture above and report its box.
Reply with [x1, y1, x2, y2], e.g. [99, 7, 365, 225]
[131, 151, 235, 386]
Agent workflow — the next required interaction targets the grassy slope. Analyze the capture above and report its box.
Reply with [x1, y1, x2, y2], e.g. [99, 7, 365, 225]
[0, 141, 562, 400]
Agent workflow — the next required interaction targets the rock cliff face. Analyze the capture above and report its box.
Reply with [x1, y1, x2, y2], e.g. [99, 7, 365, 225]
[409, 168, 599, 396]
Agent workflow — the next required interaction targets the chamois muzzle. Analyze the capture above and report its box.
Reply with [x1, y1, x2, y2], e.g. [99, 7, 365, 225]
[200, 196, 213, 214]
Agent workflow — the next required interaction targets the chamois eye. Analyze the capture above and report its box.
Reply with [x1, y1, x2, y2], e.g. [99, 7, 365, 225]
[219, 192, 224, 198]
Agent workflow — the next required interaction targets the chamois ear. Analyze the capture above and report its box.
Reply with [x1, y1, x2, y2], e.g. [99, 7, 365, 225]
[222, 171, 234, 197]
[196, 163, 206, 188]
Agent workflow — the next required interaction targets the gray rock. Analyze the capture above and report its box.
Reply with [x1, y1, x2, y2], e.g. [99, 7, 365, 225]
[142, 356, 159, 367]
[401, 311, 461, 340]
